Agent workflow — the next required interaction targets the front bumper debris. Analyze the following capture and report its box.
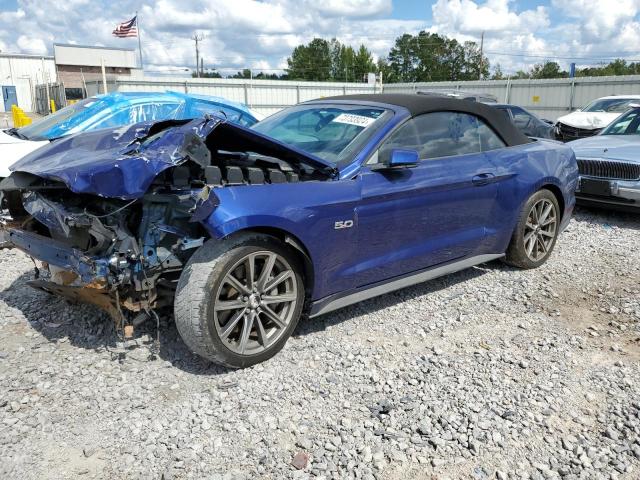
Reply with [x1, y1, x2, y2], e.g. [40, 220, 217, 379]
[6, 228, 110, 282]
[28, 279, 123, 325]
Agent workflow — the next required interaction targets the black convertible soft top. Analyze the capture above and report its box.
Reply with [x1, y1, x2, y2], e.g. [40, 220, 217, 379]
[313, 93, 532, 147]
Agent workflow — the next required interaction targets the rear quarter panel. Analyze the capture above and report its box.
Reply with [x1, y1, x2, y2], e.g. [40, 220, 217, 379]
[485, 139, 577, 253]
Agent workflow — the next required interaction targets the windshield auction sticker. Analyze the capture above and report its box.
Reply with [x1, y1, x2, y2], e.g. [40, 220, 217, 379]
[332, 113, 376, 128]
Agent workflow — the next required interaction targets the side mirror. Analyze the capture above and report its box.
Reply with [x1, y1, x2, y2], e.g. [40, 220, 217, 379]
[372, 149, 419, 171]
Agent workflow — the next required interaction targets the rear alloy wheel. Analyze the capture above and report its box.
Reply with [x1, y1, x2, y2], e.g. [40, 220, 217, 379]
[174, 234, 305, 368]
[522, 198, 557, 262]
[504, 189, 560, 269]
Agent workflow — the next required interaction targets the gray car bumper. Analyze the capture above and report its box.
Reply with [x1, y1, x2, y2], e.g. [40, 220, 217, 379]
[576, 177, 640, 210]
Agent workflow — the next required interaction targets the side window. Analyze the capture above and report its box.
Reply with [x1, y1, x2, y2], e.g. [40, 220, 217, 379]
[377, 118, 420, 163]
[477, 117, 507, 151]
[377, 112, 507, 163]
[509, 107, 534, 129]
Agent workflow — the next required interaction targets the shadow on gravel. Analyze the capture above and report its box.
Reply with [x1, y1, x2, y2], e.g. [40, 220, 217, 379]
[1, 271, 233, 376]
[573, 206, 640, 230]
[297, 263, 490, 337]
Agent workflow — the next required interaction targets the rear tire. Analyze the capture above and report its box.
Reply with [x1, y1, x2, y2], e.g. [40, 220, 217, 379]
[503, 189, 560, 269]
[174, 233, 305, 368]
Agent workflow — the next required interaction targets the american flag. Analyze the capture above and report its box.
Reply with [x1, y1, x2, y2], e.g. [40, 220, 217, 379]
[112, 16, 138, 38]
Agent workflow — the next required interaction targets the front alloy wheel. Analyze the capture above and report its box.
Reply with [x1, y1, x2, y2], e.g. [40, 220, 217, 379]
[174, 234, 305, 368]
[214, 251, 299, 355]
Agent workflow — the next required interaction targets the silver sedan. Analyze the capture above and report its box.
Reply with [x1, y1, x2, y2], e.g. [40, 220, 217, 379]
[569, 106, 640, 211]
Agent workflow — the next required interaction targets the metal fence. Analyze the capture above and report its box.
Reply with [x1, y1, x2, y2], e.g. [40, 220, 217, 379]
[384, 76, 640, 121]
[34, 82, 66, 115]
[85, 77, 379, 117]
[85, 75, 640, 120]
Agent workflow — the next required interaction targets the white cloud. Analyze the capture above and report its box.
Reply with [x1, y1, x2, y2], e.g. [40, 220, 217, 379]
[16, 35, 48, 54]
[314, 0, 392, 18]
[0, 0, 639, 76]
[551, 0, 640, 43]
[432, 0, 549, 35]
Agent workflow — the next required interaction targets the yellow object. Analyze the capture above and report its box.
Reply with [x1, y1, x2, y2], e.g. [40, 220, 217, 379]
[532, 95, 540, 103]
[50, 99, 56, 113]
[10, 105, 31, 127]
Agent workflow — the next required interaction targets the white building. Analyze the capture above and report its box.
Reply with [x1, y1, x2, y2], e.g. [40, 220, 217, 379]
[0, 53, 56, 112]
[54, 44, 140, 99]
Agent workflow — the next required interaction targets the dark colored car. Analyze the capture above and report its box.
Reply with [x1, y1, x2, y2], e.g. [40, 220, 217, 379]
[489, 104, 555, 139]
[0, 94, 577, 368]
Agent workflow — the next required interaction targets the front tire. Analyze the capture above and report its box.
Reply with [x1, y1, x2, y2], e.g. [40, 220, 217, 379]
[504, 189, 560, 269]
[174, 233, 305, 368]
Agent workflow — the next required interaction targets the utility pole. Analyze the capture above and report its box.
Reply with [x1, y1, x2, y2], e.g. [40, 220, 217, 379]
[479, 31, 484, 80]
[192, 33, 204, 78]
[200, 58, 204, 77]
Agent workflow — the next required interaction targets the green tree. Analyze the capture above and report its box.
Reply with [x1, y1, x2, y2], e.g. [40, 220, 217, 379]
[352, 45, 376, 82]
[286, 38, 332, 81]
[577, 59, 640, 77]
[530, 61, 567, 79]
[254, 72, 283, 80]
[386, 31, 488, 82]
[388, 33, 419, 82]
[193, 70, 222, 78]
[230, 68, 252, 79]
[513, 70, 530, 79]
[491, 63, 505, 80]
[376, 58, 396, 83]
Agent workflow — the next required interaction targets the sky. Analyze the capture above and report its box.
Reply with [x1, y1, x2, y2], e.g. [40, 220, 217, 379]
[1, 0, 640, 76]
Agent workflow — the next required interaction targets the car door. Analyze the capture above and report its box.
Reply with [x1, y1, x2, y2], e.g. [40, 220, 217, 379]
[354, 112, 507, 287]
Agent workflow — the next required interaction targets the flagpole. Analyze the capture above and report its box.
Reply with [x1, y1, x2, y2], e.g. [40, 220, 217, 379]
[136, 11, 144, 70]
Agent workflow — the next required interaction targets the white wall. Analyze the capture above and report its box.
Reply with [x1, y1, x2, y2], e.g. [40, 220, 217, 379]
[54, 44, 137, 69]
[84, 74, 640, 121]
[0, 54, 56, 112]
[86, 76, 379, 116]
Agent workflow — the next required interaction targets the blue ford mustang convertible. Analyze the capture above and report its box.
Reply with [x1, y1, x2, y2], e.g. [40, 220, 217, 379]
[0, 94, 577, 367]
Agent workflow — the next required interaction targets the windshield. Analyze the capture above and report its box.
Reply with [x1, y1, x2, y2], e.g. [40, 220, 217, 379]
[251, 104, 391, 165]
[601, 108, 640, 135]
[17, 97, 99, 141]
[582, 98, 638, 113]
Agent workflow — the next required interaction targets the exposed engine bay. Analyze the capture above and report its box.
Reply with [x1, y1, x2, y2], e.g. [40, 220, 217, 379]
[0, 117, 333, 337]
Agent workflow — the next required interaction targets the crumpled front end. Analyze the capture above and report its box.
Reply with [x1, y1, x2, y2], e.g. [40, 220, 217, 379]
[1, 177, 211, 332]
[0, 115, 333, 334]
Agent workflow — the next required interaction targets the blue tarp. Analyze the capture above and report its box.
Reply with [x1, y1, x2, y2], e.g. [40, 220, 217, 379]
[17, 91, 258, 141]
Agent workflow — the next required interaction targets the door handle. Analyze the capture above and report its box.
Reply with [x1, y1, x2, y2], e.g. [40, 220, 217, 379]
[472, 173, 495, 186]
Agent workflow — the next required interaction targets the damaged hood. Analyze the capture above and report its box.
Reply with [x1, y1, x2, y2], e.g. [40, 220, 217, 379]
[556, 111, 621, 130]
[568, 135, 640, 164]
[9, 117, 335, 199]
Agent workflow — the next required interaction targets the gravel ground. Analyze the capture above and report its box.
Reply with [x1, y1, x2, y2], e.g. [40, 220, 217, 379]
[1, 207, 639, 480]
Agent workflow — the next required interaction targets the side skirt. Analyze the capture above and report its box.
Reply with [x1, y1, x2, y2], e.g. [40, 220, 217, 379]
[309, 253, 504, 318]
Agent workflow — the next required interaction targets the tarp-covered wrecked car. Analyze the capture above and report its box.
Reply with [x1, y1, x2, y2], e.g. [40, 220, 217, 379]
[0, 94, 578, 368]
